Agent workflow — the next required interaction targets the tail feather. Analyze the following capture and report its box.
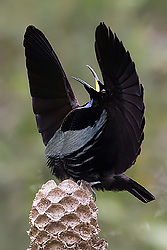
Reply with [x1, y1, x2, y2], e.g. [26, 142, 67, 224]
[126, 178, 155, 203]
[101, 174, 155, 203]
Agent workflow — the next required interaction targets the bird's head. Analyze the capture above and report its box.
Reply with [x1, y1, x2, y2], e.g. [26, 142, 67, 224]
[72, 65, 105, 105]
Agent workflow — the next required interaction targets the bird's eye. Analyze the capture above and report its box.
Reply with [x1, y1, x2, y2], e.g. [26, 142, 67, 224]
[101, 89, 106, 94]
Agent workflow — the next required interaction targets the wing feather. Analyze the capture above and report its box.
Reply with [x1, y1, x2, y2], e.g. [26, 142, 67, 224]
[24, 25, 79, 145]
[95, 22, 145, 173]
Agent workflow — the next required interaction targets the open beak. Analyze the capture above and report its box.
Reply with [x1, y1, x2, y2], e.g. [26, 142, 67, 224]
[72, 65, 101, 94]
[72, 76, 97, 98]
[72, 76, 94, 90]
[86, 65, 100, 92]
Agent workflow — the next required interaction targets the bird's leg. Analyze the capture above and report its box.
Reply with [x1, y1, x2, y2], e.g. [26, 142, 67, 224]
[77, 179, 101, 202]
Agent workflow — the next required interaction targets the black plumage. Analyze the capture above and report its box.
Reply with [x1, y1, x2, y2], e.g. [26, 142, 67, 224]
[23, 23, 155, 203]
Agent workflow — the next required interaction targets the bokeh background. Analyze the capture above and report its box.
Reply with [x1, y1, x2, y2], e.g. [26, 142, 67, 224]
[0, 0, 167, 249]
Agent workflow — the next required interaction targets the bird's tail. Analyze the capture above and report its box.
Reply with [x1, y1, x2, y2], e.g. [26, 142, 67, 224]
[124, 177, 155, 203]
[101, 174, 155, 203]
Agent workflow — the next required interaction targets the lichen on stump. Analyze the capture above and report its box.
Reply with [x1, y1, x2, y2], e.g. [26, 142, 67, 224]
[27, 179, 108, 249]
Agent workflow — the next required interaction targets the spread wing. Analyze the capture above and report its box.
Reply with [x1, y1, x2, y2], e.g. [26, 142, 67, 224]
[95, 23, 145, 173]
[23, 25, 79, 145]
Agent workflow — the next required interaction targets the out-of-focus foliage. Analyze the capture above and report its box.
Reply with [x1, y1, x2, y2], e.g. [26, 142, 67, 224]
[0, 0, 167, 249]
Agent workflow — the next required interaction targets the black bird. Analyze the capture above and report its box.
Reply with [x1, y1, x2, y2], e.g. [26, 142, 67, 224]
[23, 23, 155, 203]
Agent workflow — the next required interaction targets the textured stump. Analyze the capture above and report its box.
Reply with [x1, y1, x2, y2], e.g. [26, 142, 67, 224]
[27, 179, 108, 249]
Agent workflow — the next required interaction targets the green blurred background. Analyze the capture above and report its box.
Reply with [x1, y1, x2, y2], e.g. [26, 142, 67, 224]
[0, 0, 167, 249]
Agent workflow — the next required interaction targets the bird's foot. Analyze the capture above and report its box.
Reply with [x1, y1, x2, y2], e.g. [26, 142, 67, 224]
[77, 180, 101, 202]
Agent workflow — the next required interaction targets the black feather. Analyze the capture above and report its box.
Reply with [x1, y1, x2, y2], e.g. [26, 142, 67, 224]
[24, 23, 155, 203]
[23, 25, 79, 145]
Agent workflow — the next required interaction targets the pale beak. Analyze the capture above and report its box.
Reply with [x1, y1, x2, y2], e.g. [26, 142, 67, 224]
[86, 65, 100, 92]
[72, 65, 101, 96]
[72, 76, 94, 90]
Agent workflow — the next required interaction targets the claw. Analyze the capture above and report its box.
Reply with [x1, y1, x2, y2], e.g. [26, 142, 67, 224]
[77, 179, 101, 202]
